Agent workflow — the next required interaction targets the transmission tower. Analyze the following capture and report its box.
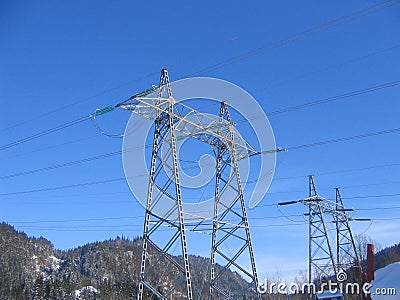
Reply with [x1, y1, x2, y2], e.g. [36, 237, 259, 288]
[334, 188, 362, 280]
[117, 69, 261, 299]
[302, 175, 337, 284]
[207, 102, 260, 300]
[278, 176, 368, 294]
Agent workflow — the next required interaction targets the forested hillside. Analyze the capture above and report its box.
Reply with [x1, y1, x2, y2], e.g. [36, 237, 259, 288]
[0, 222, 253, 299]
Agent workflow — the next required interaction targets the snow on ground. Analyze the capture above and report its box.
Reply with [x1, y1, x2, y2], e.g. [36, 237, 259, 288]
[371, 262, 400, 300]
[73, 286, 99, 299]
[47, 255, 62, 271]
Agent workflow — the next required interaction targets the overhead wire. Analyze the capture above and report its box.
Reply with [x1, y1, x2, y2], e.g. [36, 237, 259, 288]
[2, 0, 397, 138]
[183, 0, 400, 77]
[0, 70, 162, 134]
[265, 80, 400, 117]
[0, 134, 101, 161]
[285, 127, 400, 151]
[255, 43, 400, 93]
[0, 116, 91, 151]
[11, 216, 399, 232]
[2, 162, 400, 197]
[1, 78, 399, 180]
[2, 122, 400, 197]
[8, 205, 400, 225]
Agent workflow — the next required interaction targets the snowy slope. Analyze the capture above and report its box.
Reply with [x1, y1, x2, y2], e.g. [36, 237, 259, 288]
[371, 262, 400, 300]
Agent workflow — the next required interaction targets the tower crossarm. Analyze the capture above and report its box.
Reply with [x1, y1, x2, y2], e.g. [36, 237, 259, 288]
[117, 94, 258, 160]
[301, 196, 352, 220]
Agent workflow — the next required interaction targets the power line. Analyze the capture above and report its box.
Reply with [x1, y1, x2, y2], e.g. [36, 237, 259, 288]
[2, 124, 400, 195]
[273, 162, 400, 181]
[0, 134, 101, 161]
[0, 151, 122, 180]
[0, 70, 162, 133]
[0, 177, 126, 196]
[356, 206, 400, 211]
[2, 0, 396, 137]
[0, 116, 91, 151]
[5, 204, 400, 227]
[184, 0, 399, 77]
[1, 77, 399, 180]
[266, 179, 400, 195]
[10, 216, 399, 233]
[256, 191, 400, 207]
[256, 43, 400, 93]
[229, 79, 400, 126]
[285, 127, 400, 151]
[345, 192, 400, 200]
[265, 80, 400, 116]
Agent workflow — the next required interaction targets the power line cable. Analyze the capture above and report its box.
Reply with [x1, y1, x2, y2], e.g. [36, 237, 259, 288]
[0, 70, 162, 133]
[0, 134, 101, 161]
[255, 43, 400, 93]
[1, 78, 399, 179]
[273, 162, 400, 181]
[285, 127, 400, 151]
[183, 0, 400, 77]
[2, 124, 400, 195]
[0, 116, 91, 151]
[2, 0, 396, 136]
[6, 205, 400, 227]
[265, 80, 400, 116]
[344, 192, 400, 200]
[12, 216, 399, 232]
[0, 177, 126, 196]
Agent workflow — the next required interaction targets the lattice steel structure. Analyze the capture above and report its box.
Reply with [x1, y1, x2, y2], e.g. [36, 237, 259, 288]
[302, 176, 337, 284]
[207, 102, 260, 300]
[117, 69, 261, 299]
[300, 177, 363, 286]
[334, 188, 362, 279]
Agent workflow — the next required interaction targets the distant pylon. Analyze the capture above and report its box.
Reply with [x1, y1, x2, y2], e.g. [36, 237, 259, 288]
[302, 176, 337, 285]
[334, 188, 362, 279]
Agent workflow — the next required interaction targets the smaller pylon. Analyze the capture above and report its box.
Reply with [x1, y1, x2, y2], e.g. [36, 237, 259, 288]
[302, 176, 337, 285]
[334, 188, 362, 280]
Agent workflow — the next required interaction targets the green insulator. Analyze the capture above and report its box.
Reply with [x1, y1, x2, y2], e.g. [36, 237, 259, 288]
[133, 87, 156, 98]
[95, 106, 115, 116]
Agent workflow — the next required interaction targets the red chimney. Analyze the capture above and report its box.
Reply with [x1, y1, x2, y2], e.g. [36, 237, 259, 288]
[363, 244, 375, 300]
[366, 244, 375, 282]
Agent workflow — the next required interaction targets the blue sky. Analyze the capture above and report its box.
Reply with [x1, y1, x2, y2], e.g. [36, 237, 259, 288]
[1, 1, 400, 281]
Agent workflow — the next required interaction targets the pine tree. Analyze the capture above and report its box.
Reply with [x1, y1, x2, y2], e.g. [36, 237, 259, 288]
[32, 274, 45, 300]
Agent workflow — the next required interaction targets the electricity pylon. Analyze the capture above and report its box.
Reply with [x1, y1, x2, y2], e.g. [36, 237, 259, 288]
[279, 176, 368, 293]
[207, 102, 260, 300]
[116, 69, 261, 299]
[302, 176, 337, 284]
[334, 188, 362, 279]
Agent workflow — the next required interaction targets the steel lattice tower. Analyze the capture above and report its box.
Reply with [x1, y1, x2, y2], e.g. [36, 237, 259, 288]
[136, 69, 193, 299]
[118, 69, 261, 299]
[303, 176, 337, 284]
[207, 102, 261, 300]
[279, 176, 367, 295]
[334, 188, 362, 279]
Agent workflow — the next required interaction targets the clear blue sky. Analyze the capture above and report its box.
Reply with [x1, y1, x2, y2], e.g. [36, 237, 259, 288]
[1, 1, 399, 281]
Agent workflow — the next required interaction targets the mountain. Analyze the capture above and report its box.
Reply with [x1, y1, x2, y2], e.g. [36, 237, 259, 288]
[374, 243, 400, 270]
[0, 222, 253, 300]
